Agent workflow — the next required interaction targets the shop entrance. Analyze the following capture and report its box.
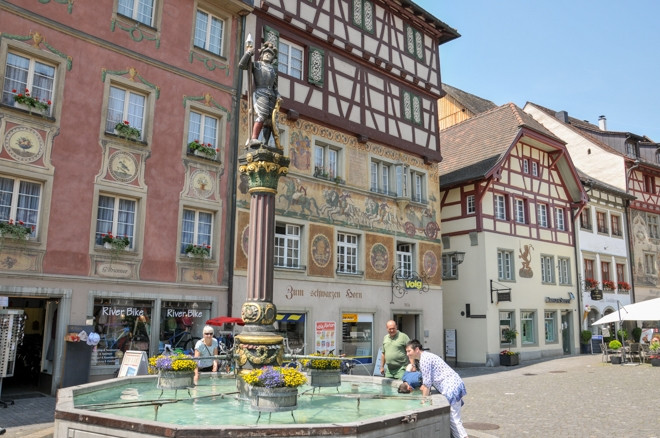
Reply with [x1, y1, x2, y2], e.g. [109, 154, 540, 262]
[3, 297, 57, 396]
[394, 313, 420, 341]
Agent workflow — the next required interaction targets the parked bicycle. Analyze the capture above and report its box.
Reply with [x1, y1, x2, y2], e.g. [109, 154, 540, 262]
[166, 327, 199, 354]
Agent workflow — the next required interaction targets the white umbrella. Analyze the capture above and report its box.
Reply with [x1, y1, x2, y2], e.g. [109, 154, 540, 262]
[591, 297, 660, 325]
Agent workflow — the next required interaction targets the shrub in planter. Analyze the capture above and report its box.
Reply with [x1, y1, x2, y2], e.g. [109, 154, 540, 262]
[580, 330, 593, 354]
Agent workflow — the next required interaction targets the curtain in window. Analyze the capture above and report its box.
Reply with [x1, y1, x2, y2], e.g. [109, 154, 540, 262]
[136, 0, 154, 26]
[106, 87, 125, 132]
[127, 92, 145, 135]
[181, 209, 195, 253]
[17, 181, 40, 233]
[0, 177, 15, 221]
[208, 16, 223, 55]
[32, 61, 55, 103]
[117, 199, 135, 248]
[95, 196, 115, 244]
[2, 53, 29, 106]
[197, 212, 212, 246]
[194, 11, 208, 49]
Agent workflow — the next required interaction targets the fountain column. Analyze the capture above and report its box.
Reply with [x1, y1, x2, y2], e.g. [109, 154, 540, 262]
[234, 145, 289, 370]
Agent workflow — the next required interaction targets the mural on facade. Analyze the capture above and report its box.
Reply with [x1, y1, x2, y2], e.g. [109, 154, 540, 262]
[519, 243, 534, 278]
[631, 211, 659, 286]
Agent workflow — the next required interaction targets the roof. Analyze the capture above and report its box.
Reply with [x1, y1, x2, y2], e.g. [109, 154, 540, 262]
[405, 1, 461, 44]
[441, 83, 497, 115]
[576, 169, 635, 201]
[439, 103, 563, 186]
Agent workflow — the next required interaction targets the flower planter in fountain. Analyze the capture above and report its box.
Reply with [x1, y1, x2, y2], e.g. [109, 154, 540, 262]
[309, 369, 341, 387]
[157, 370, 195, 390]
[249, 386, 299, 412]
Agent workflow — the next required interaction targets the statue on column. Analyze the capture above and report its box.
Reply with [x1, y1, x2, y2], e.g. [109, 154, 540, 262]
[239, 37, 281, 148]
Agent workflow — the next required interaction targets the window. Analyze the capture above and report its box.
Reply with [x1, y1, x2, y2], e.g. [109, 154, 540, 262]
[181, 209, 212, 254]
[645, 253, 656, 275]
[370, 160, 390, 194]
[626, 141, 638, 158]
[521, 311, 536, 345]
[580, 207, 591, 230]
[0, 176, 40, 237]
[466, 195, 475, 214]
[497, 249, 514, 281]
[522, 159, 529, 174]
[541, 255, 555, 283]
[194, 9, 224, 56]
[2, 52, 55, 116]
[584, 259, 594, 280]
[616, 263, 625, 284]
[314, 143, 340, 180]
[275, 223, 300, 268]
[342, 312, 374, 363]
[644, 174, 656, 194]
[95, 195, 135, 249]
[537, 204, 548, 228]
[442, 253, 459, 280]
[106, 85, 146, 140]
[337, 232, 358, 274]
[118, 0, 154, 26]
[410, 171, 425, 203]
[351, 0, 374, 33]
[601, 261, 610, 282]
[278, 39, 303, 80]
[532, 162, 538, 177]
[499, 311, 515, 345]
[555, 208, 565, 231]
[648, 214, 659, 239]
[514, 198, 526, 224]
[404, 25, 424, 61]
[396, 242, 413, 278]
[611, 215, 622, 237]
[188, 110, 218, 154]
[596, 211, 608, 234]
[494, 194, 507, 220]
[544, 311, 557, 343]
[558, 257, 571, 285]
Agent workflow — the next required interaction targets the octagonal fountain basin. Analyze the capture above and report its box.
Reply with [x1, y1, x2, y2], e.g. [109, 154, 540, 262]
[54, 374, 451, 437]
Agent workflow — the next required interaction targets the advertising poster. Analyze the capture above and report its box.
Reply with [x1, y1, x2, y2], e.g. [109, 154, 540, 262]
[314, 321, 336, 354]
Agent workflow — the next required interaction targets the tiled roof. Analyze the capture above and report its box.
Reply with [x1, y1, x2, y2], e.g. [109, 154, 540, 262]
[441, 83, 497, 115]
[439, 103, 561, 186]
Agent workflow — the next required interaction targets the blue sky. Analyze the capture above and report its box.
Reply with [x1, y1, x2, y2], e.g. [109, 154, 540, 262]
[416, 1, 660, 141]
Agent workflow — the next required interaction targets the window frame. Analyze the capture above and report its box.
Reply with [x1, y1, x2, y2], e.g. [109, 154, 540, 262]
[555, 207, 565, 231]
[540, 255, 555, 284]
[514, 198, 526, 224]
[611, 214, 622, 237]
[442, 253, 459, 280]
[194, 8, 226, 57]
[584, 258, 594, 280]
[494, 194, 507, 221]
[601, 261, 610, 282]
[117, 0, 155, 27]
[537, 203, 548, 228]
[596, 210, 608, 234]
[558, 257, 571, 285]
[647, 214, 659, 239]
[644, 253, 656, 275]
[396, 241, 414, 278]
[521, 311, 536, 345]
[2, 51, 56, 117]
[404, 24, 424, 61]
[314, 141, 342, 181]
[499, 311, 516, 346]
[466, 194, 475, 215]
[580, 207, 592, 230]
[0, 175, 42, 239]
[337, 231, 359, 274]
[497, 249, 514, 281]
[278, 38, 304, 80]
[275, 222, 302, 269]
[544, 311, 557, 343]
[94, 194, 137, 250]
[180, 207, 214, 256]
[105, 84, 147, 141]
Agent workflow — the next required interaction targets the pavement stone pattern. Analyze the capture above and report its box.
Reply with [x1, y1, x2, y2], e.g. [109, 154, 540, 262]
[0, 354, 657, 438]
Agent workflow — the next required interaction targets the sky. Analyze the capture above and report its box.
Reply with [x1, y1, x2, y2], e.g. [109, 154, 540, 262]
[415, 0, 660, 141]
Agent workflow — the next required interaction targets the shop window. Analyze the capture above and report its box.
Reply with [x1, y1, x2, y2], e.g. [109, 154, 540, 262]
[342, 313, 373, 363]
[521, 311, 536, 345]
[276, 312, 306, 353]
[159, 300, 212, 353]
[92, 298, 153, 367]
[544, 311, 557, 343]
[499, 311, 515, 345]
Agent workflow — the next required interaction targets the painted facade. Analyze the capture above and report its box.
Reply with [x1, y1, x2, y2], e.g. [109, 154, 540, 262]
[440, 103, 587, 366]
[233, 0, 458, 366]
[0, 0, 250, 394]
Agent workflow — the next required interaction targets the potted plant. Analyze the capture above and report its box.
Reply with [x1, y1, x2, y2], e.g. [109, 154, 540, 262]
[649, 338, 660, 367]
[188, 140, 218, 158]
[185, 243, 210, 270]
[0, 219, 34, 242]
[101, 231, 130, 263]
[617, 281, 631, 292]
[500, 328, 519, 366]
[580, 330, 593, 354]
[302, 352, 342, 387]
[608, 339, 622, 364]
[241, 366, 307, 412]
[114, 120, 141, 140]
[149, 352, 197, 390]
[584, 278, 599, 290]
[12, 88, 51, 114]
[602, 279, 616, 291]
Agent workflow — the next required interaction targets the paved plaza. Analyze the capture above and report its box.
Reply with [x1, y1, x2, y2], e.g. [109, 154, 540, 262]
[0, 354, 657, 437]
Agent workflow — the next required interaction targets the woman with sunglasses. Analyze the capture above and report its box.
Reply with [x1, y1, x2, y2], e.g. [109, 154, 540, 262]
[194, 325, 218, 384]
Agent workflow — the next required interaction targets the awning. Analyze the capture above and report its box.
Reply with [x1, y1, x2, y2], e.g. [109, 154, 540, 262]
[277, 313, 305, 322]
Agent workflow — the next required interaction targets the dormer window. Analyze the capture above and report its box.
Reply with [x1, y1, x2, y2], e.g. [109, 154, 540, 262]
[626, 141, 638, 158]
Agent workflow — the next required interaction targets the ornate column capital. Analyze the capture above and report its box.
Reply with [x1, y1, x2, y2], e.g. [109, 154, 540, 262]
[238, 145, 290, 193]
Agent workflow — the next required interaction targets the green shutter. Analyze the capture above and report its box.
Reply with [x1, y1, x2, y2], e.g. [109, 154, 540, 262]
[308, 46, 324, 86]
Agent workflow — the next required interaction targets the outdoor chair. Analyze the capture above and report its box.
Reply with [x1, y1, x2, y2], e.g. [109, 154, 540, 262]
[628, 343, 642, 363]
[600, 342, 610, 363]
[639, 344, 650, 364]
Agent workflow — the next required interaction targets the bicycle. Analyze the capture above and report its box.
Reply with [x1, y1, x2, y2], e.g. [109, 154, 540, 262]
[166, 327, 199, 354]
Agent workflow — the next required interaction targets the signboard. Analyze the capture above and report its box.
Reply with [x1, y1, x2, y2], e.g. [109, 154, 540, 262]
[444, 329, 457, 367]
[373, 347, 383, 376]
[314, 321, 336, 354]
[118, 350, 149, 377]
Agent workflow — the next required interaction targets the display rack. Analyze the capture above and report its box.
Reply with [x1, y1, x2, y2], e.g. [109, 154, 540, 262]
[0, 309, 26, 408]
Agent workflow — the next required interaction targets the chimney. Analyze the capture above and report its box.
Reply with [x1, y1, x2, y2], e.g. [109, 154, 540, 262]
[555, 111, 569, 123]
[598, 115, 607, 131]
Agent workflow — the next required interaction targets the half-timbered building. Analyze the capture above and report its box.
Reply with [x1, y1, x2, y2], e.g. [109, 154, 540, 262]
[438, 83, 497, 130]
[439, 103, 587, 366]
[0, 0, 250, 395]
[233, 1, 458, 365]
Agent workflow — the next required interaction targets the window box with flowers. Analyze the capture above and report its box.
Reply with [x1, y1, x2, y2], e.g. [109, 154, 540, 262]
[188, 140, 218, 159]
[0, 219, 34, 250]
[101, 231, 130, 263]
[12, 88, 51, 115]
[114, 121, 142, 141]
[617, 281, 631, 292]
[602, 280, 616, 291]
[584, 278, 600, 290]
[241, 366, 307, 412]
[149, 353, 197, 390]
[302, 353, 342, 387]
[185, 243, 211, 270]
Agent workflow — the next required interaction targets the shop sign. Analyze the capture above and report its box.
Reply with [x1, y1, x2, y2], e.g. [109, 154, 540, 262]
[342, 313, 358, 323]
[100, 306, 146, 316]
[164, 308, 203, 318]
[544, 296, 571, 304]
[404, 276, 424, 290]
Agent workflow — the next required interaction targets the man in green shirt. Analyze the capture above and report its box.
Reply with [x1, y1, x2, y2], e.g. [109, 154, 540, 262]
[380, 320, 412, 378]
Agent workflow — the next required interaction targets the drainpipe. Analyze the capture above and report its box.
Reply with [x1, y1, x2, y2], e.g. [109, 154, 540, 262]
[625, 160, 639, 304]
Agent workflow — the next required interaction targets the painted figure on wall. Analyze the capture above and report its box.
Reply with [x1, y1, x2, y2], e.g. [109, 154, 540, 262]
[518, 243, 534, 278]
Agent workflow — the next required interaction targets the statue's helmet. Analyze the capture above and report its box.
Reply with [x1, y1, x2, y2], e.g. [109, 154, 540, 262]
[259, 42, 278, 59]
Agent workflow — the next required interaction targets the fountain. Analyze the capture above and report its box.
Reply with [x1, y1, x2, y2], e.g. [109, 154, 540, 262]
[52, 37, 453, 437]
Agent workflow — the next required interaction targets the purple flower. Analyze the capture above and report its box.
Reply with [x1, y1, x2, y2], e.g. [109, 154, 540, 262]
[258, 366, 284, 388]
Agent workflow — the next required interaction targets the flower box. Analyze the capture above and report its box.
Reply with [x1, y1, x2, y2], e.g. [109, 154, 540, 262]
[249, 386, 298, 412]
[14, 102, 32, 113]
[499, 354, 519, 366]
[157, 370, 194, 390]
[309, 369, 341, 388]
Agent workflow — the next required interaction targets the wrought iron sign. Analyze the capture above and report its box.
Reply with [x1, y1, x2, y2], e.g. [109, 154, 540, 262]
[490, 280, 512, 303]
[391, 266, 429, 303]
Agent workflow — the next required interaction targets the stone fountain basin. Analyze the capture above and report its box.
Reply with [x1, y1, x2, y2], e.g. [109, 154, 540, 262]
[54, 374, 451, 437]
